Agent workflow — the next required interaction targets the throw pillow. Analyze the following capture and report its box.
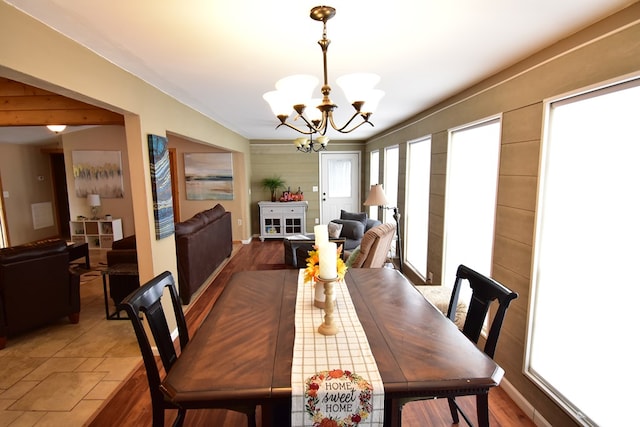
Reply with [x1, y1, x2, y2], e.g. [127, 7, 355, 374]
[345, 246, 361, 268]
[328, 222, 343, 239]
[340, 210, 368, 227]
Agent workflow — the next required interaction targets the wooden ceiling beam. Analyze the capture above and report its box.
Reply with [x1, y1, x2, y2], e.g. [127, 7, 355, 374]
[0, 77, 124, 126]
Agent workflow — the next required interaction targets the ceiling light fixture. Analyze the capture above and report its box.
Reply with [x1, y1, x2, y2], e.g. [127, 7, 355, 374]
[293, 135, 330, 153]
[263, 6, 384, 152]
[46, 125, 67, 133]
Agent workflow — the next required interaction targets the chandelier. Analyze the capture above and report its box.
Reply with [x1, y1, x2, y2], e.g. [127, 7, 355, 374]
[263, 6, 384, 151]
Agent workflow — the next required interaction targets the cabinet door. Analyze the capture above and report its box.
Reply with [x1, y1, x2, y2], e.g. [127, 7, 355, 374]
[284, 217, 303, 234]
[264, 217, 282, 236]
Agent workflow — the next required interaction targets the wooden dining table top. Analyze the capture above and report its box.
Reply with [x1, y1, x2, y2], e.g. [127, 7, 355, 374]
[162, 268, 503, 413]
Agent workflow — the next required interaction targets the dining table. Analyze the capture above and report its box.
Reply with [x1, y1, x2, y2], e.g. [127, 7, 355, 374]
[161, 268, 504, 427]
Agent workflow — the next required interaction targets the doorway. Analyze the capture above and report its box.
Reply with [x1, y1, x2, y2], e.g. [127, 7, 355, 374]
[319, 151, 360, 224]
[0, 174, 7, 247]
[50, 152, 71, 240]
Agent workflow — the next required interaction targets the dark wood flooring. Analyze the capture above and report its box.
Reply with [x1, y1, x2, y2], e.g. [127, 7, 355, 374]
[89, 239, 534, 427]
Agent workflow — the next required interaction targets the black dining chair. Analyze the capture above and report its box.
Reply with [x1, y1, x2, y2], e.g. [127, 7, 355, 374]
[119, 270, 256, 427]
[397, 264, 518, 426]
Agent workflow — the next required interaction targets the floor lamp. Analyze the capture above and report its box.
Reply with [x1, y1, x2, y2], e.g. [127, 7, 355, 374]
[363, 184, 403, 273]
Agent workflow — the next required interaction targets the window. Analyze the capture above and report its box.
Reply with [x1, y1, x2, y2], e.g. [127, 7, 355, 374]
[368, 150, 379, 220]
[443, 119, 500, 292]
[527, 78, 640, 426]
[405, 137, 431, 280]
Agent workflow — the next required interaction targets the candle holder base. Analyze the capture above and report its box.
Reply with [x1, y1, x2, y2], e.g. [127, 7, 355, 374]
[316, 276, 339, 336]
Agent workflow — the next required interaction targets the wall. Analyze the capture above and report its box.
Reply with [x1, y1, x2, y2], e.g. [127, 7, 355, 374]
[0, 142, 57, 245]
[62, 125, 135, 237]
[0, 2, 252, 284]
[249, 140, 365, 236]
[364, 4, 640, 426]
[168, 134, 248, 241]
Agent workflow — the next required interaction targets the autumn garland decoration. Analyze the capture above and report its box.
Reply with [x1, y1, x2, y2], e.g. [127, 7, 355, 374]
[304, 245, 347, 283]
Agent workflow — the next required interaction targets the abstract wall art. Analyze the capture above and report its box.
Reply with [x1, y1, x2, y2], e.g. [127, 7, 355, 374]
[184, 152, 233, 200]
[147, 134, 175, 239]
[72, 150, 124, 198]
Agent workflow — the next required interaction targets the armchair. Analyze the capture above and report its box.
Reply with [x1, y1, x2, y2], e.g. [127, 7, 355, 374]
[345, 223, 396, 268]
[106, 235, 139, 308]
[0, 239, 80, 349]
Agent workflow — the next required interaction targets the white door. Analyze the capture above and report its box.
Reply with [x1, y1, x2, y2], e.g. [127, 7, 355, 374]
[319, 152, 360, 224]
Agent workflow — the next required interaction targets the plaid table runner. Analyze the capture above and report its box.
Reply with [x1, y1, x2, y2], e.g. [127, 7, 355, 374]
[291, 270, 384, 426]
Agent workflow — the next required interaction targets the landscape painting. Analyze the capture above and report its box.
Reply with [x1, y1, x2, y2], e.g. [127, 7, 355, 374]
[72, 150, 124, 198]
[184, 152, 233, 200]
[148, 134, 175, 239]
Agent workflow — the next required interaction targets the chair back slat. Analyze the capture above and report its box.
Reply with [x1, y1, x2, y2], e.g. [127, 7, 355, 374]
[447, 264, 518, 359]
[119, 271, 189, 399]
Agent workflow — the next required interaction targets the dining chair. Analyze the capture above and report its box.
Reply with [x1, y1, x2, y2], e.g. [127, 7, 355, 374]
[119, 270, 256, 427]
[397, 264, 518, 426]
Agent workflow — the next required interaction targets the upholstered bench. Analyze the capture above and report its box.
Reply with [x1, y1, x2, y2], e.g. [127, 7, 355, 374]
[418, 285, 467, 330]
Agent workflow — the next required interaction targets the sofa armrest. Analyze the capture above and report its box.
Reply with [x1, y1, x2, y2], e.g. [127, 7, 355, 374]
[107, 249, 137, 266]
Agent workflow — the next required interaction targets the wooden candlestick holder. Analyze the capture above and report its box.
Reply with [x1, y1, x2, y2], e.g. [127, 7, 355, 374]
[317, 276, 339, 335]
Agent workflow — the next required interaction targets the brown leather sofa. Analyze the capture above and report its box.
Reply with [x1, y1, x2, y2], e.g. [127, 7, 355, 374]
[174, 204, 232, 304]
[0, 239, 80, 349]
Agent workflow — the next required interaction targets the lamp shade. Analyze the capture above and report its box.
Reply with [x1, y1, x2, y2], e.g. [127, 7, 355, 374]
[336, 73, 381, 104]
[363, 184, 388, 206]
[87, 194, 101, 207]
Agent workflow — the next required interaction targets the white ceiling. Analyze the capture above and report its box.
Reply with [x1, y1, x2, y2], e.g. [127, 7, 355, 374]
[1, 0, 634, 144]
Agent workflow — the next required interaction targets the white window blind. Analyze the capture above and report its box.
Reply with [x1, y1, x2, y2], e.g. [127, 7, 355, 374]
[527, 78, 640, 426]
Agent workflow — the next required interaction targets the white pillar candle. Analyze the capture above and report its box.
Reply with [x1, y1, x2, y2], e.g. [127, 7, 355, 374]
[318, 242, 337, 280]
[314, 224, 329, 246]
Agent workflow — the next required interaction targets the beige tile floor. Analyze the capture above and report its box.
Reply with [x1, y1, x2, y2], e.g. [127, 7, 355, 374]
[0, 258, 140, 427]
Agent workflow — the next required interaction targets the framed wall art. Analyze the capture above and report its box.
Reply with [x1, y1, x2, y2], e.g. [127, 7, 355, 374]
[72, 150, 124, 198]
[147, 134, 175, 239]
[184, 152, 233, 200]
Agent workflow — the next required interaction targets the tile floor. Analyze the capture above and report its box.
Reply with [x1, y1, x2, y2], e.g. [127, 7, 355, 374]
[0, 259, 140, 427]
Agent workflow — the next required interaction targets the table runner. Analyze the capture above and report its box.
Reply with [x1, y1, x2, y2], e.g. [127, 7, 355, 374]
[291, 270, 384, 426]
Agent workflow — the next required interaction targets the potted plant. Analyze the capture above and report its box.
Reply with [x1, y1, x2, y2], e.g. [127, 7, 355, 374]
[261, 176, 286, 202]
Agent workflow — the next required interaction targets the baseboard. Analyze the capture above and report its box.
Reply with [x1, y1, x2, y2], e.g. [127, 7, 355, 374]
[501, 378, 552, 427]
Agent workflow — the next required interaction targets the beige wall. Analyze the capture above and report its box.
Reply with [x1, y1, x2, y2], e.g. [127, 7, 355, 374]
[249, 140, 365, 236]
[168, 134, 248, 241]
[0, 143, 57, 245]
[364, 4, 640, 426]
[0, 2, 252, 284]
[62, 125, 135, 237]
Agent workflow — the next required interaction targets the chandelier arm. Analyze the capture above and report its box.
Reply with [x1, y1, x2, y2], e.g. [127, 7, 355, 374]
[276, 122, 317, 135]
[328, 111, 375, 133]
[292, 113, 321, 132]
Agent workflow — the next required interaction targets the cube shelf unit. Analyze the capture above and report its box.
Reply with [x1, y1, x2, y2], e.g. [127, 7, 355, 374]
[258, 201, 307, 241]
[70, 218, 123, 249]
